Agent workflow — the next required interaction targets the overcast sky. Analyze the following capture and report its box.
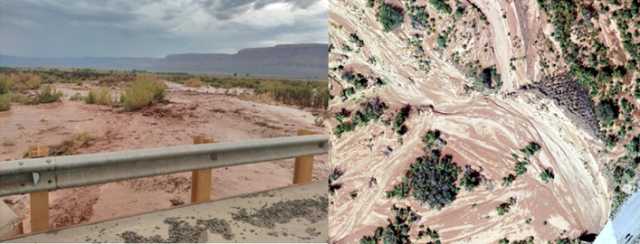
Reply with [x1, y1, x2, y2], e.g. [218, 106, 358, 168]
[0, 0, 328, 58]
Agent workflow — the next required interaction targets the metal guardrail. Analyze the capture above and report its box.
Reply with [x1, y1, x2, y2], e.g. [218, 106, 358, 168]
[0, 134, 328, 197]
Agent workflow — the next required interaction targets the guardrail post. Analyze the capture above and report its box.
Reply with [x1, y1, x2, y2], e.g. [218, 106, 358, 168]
[28, 146, 49, 232]
[191, 136, 215, 203]
[292, 129, 318, 185]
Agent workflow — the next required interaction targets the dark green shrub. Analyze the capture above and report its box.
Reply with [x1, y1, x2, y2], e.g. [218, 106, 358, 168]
[612, 166, 635, 185]
[502, 174, 515, 187]
[595, 100, 619, 125]
[628, 136, 639, 158]
[540, 169, 554, 183]
[520, 142, 541, 156]
[496, 203, 510, 216]
[408, 153, 462, 210]
[377, 3, 404, 32]
[429, 0, 452, 14]
[460, 165, 480, 192]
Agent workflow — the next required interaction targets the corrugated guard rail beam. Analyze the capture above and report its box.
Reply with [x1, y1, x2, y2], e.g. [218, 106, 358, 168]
[0, 134, 328, 197]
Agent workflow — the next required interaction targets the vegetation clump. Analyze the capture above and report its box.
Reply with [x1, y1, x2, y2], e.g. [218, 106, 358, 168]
[328, 168, 344, 196]
[496, 197, 516, 216]
[595, 100, 619, 125]
[121, 75, 167, 111]
[184, 77, 203, 88]
[376, 3, 404, 32]
[429, 0, 452, 14]
[540, 169, 554, 183]
[520, 142, 541, 156]
[359, 205, 424, 244]
[85, 87, 112, 105]
[460, 165, 480, 192]
[391, 105, 411, 136]
[33, 85, 63, 104]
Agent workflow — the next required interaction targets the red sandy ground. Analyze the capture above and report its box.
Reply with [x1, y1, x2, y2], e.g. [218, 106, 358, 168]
[0, 81, 329, 234]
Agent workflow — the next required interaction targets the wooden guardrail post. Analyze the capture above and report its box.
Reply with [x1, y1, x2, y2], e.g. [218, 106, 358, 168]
[191, 136, 216, 203]
[28, 146, 49, 232]
[292, 129, 319, 185]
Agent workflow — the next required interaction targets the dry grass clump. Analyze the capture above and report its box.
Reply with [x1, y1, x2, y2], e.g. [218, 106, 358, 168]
[85, 87, 112, 105]
[121, 75, 167, 111]
[10, 72, 41, 90]
[98, 75, 133, 85]
[47, 130, 98, 156]
[239, 93, 278, 104]
[184, 77, 203, 88]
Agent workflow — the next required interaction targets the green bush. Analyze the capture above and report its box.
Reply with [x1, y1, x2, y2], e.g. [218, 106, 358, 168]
[0, 74, 10, 94]
[10, 72, 41, 91]
[377, 3, 404, 32]
[2, 140, 15, 146]
[409, 152, 461, 210]
[460, 165, 480, 192]
[429, 0, 452, 14]
[0, 95, 10, 111]
[121, 75, 166, 111]
[612, 166, 635, 185]
[496, 203, 510, 216]
[514, 161, 528, 175]
[502, 174, 515, 187]
[33, 85, 63, 104]
[540, 169, 554, 183]
[85, 87, 112, 105]
[595, 100, 619, 125]
[520, 142, 541, 156]
[628, 136, 639, 158]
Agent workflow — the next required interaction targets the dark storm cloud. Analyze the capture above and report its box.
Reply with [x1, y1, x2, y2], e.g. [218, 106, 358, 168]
[0, 0, 327, 58]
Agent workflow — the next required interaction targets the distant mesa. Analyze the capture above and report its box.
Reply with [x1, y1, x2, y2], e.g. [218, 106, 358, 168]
[0, 43, 328, 78]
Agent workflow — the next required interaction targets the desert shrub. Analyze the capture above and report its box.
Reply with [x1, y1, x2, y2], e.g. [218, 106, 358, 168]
[628, 136, 639, 158]
[360, 206, 421, 244]
[612, 166, 635, 185]
[377, 3, 404, 32]
[408, 152, 462, 210]
[520, 142, 541, 156]
[85, 87, 112, 105]
[408, 6, 430, 28]
[0, 95, 10, 111]
[47, 130, 98, 156]
[69, 93, 84, 101]
[334, 122, 356, 139]
[2, 140, 15, 146]
[10, 72, 41, 90]
[595, 100, 619, 125]
[0, 74, 10, 94]
[496, 203, 510, 216]
[121, 75, 166, 111]
[605, 134, 617, 149]
[540, 169, 554, 183]
[430, 0, 452, 14]
[352, 98, 386, 127]
[184, 77, 203, 88]
[502, 174, 515, 187]
[33, 85, 63, 104]
[386, 178, 411, 200]
[514, 160, 529, 175]
[2, 92, 30, 104]
[98, 76, 119, 84]
[314, 116, 325, 127]
[460, 165, 480, 192]
[392, 105, 411, 136]
[328, 168, 343, 196]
